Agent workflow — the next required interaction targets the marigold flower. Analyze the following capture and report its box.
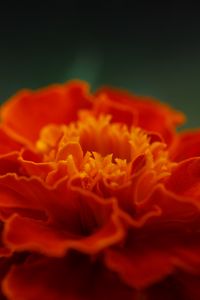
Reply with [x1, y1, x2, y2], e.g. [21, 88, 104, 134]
[0, 80, 199, 299]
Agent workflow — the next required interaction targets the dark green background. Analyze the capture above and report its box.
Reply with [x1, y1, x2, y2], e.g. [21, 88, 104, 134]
[0, 7, 200, 129]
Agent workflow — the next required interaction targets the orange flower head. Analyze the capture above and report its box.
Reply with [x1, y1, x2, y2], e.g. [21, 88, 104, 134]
[0, 81, 200, 300]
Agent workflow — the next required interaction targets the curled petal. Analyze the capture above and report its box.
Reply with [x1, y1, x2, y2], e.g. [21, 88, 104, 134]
[0, 174, 48, 211]
[95, 87, 185, 143]
[104, 185, 200, 289]
[45, 161, 69, 186]
[105, 243, 174, 290]
[18, 149, 53, 180]
[93, 93, 137, 126]
[3, 191, 125, 256]
[0, 152, 21, 176]
[137, 184, 200, 222]
[1, 81, 92, 145]
[0, 173, 126, 257]
[166, 157, 200, 203]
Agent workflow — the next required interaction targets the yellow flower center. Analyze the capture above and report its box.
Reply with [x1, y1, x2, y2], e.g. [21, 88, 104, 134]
[36, 111, 174, 194]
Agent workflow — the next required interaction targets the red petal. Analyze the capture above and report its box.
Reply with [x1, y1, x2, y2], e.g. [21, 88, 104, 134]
[3, 252, 137, 300]
[0, 127, 22, 155]
[171, 129, 200, 162]
[1, 81, 92, 145]
[105, 184, 200, 289]
[0, 174, 47, 210]
[166, 157, 200, 202]
[0, 152, 21, 176]
[93, 93, 137, 126]
[19, 149, 53, 180]
[3, 190, 124, 256]
[95, 87, 185, 143]
[105, 244, 174, 289]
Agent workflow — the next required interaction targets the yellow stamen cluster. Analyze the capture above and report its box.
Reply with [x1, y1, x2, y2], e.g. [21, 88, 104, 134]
[36, 111, 173, 191]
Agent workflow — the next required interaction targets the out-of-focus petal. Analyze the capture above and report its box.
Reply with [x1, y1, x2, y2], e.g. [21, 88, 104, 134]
[3, 192, 124, 256]
[170, 129, 200, 162]
[146, 273, 200, 300]
[166, 157, 200, 202]
[3, 252, 137, 300]
[0, 81, 92, 145]
[0, 128, 22, 156]
[176, 273, 200, 300]
[146, 276, 186, 300]
[0, 152, 21, 176]
[95, 87, 185, 143]
[104, 185, 200, 289]
[0, 174, 48, 211]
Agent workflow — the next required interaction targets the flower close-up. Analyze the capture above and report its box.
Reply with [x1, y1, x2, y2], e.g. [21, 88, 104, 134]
[0, 80, 200, 299]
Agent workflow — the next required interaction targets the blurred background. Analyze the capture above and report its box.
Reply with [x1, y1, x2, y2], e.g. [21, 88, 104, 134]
[0, 4, 200, 128]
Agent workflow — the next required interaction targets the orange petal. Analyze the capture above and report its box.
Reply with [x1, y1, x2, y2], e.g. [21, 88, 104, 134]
[95, 87, 185, 143]
[56, 142, 83, 166]
[19, 149, 53, 180]
[1, 80, 92, 145]
[3, 191, 124, 256]
[45, 161, 69, 186]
